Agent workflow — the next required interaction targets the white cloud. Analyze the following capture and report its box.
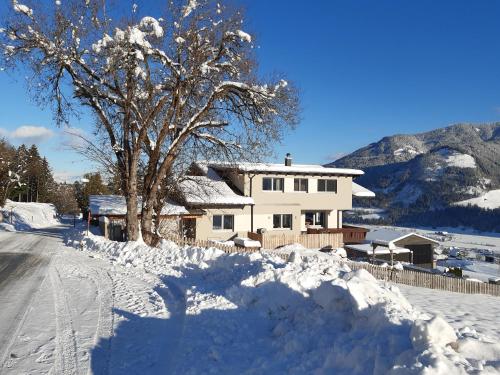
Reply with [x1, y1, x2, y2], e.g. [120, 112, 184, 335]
[0, 125, 54, 144]
[11, 125, 54, 143]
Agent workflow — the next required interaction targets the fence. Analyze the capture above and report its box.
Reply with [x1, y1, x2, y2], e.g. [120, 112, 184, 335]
[163, 235, 260, 255]
[291, 254, 500, 297]
[248, 231, 343, 250]
[163, 236, 500, 297]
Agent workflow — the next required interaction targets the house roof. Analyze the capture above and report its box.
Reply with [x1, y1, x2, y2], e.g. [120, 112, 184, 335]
[89, 195, 189, 216]
[352, 182, 376, 197]
[366, 229, 439, 247]
[346, 243, 412, 254]
[201, 161, 364, 176]
[179, 168, 254, 206]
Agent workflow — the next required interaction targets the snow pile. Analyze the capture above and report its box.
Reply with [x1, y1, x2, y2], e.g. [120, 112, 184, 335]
[73, 232, 500, 374]
[0, 200, 60, 231]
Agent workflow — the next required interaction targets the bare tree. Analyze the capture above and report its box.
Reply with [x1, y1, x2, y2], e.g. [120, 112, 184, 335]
[1, 0, 299, 244]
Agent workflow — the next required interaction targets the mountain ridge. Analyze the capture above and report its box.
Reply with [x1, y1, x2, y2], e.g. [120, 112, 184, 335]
[328, 123, 500, 231]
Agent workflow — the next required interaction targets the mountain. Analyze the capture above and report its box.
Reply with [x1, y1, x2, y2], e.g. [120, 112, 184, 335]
[328, 123, 500, 231]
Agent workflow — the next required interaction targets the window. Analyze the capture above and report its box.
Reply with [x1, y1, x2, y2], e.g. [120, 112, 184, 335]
[212, 215, 234, 230]
[294, 178, 308, 192]
[317, 179, 337, 192]
[263, 177, 284, 191]
[305, 212, 326, 227]
[273, 214, 293, 229]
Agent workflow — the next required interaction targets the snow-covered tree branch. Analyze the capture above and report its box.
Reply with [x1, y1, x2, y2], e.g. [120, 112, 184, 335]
[1, 0, 300, 244]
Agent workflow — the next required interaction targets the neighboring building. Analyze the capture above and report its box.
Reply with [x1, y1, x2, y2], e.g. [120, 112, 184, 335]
[178, 154, 373, 242]
[88, 195, 194, 241]
[345, 229, 439, 269]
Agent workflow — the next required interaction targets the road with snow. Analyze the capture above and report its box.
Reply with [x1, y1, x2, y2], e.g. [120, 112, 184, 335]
[0, 223, 176, 375]
[0, 230, 57, 367]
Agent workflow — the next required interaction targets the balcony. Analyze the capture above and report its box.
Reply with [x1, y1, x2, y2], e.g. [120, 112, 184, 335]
[248, 230, 343, 250]
[305, 225, 368, 244]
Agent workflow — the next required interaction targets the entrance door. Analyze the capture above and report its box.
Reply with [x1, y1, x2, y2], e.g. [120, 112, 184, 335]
[182, 218, 196, 239]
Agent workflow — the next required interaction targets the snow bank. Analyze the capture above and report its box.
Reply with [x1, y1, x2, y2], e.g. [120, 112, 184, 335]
[0, 200, 60, 231]
[73, 232, 499, 374]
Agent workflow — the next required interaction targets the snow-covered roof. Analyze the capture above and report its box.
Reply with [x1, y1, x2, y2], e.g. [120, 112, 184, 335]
[89, 195, 189, 216]
[202, 161, 364, 176]
[345, 243, 412, 254]
[352, 182, 376, 197]
[179, 168, 254, 206]
[366, 229, 439, 247]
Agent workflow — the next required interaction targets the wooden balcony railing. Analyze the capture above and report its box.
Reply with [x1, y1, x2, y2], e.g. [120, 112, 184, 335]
[306, 225, 368, 244]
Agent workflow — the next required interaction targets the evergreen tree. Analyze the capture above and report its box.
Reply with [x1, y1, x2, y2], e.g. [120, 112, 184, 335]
[9, 145, 29, 202]
[74, 172, 110, 216]
[0, 138, 16, 206]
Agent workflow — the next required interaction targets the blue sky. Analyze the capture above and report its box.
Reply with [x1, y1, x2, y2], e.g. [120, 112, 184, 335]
[2, 0, 500, 181]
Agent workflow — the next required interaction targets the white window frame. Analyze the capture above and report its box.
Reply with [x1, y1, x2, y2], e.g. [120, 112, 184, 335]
[273, 214, 293, 229]
[212, 214, 234, 231]
[262, 177, 284, 192]
[305, 211, 326, 227]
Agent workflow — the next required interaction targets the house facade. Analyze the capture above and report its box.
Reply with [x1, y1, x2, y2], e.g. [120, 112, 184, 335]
[179, 155, 373, 242]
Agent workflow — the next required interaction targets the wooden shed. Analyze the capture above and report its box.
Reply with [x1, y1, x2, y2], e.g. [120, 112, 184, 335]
[367, 229, 439, 269]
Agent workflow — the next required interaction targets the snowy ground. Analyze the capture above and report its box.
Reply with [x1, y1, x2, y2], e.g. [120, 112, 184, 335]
[396, 284, 500, 344]
[1, 203, 500, 373]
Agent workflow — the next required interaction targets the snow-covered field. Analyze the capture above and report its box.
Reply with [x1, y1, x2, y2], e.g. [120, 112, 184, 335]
[456, 189, 500, 210]
[346, 207, 387, 220]
[397, 284, 500, 344]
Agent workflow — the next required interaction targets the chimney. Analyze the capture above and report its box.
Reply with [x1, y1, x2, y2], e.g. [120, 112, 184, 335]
[285, 153, 292, 166]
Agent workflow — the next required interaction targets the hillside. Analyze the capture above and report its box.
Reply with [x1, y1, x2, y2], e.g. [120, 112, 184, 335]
[328, 123, 500, 230]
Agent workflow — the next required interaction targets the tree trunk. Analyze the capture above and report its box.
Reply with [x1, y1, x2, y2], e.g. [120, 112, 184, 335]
[140, 198, 155, 246]
[125, 165, 140, 241]
[141, 180, 167, 246]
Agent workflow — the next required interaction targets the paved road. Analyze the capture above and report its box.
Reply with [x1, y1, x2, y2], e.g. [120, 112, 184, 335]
[0, 228, 65, 367]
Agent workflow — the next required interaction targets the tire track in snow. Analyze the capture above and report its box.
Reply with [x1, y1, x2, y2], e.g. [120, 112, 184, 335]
[50, 261, 80, 375]
[59, 256, 115, 375]
[88, 268, 114, 375]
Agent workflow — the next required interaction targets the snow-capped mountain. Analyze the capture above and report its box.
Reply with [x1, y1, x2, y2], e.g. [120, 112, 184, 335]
[328, 123, 500, 229]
